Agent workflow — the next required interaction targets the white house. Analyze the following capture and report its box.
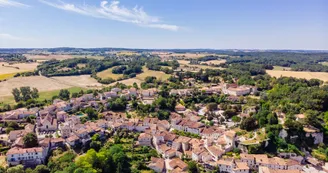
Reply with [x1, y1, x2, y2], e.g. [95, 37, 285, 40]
[6, 147, 47, 166]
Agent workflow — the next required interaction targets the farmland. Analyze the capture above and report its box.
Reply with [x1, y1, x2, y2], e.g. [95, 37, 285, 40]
[178, 60, 224, 70]
[135, 66, 171, 81]
[96, 67, 124, 80]
[266, 70, 328, 81]
[0, 62, 39, 74]
[24, 54, 105, 61]
[158, 53, 218, 59]
[201, 59, 226, 65]
[109, 78, 143, 87]
[0, 87, 83, 106]
[0, 62, 39, 80]
[0, 75, 102, 97]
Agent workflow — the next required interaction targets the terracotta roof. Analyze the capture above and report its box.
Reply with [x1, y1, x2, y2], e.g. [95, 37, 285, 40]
[148, 157, 165, 171]
[66, 134, 79, 142]
[235, 162, 249, 170]
[217, 159, 233, 166]
[169, 158, 188, 170]
[7, 147, 44, 155]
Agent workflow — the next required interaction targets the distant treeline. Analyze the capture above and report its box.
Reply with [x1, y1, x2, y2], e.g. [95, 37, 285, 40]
[225, 52, 328, 72]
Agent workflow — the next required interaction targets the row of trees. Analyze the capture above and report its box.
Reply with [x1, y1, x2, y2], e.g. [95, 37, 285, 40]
[12, 87, 39, 102]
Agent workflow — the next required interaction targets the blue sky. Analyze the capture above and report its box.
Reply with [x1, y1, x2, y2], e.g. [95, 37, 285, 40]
[0, 0, 327, 49]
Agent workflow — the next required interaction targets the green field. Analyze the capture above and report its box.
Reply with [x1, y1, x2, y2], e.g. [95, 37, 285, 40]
[0, 87, 83, 106]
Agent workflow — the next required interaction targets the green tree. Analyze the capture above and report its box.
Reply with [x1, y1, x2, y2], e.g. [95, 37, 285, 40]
[31, 88, 39, 99]
[59, 89, 70, 100]
[33, 165, 50, 173]
[7, 165, 24, 173]
[241, 117, 257, 131]
[187, 161, 200, 173]
[85, 107, 98, 120]
[20, 86, 32, 101]
[23, 133, 38, 148]
[12, 88, 21, 102]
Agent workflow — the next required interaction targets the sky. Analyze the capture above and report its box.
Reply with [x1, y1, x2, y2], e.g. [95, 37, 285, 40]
[0, 0, 327, 49]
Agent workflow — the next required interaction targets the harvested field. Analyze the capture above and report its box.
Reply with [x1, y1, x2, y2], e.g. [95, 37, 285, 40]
[0, 76, 72, 97]
[201, 59, 226, 65]
[266, 70, 328, 81]
[272, 66, 291, 71]
[178, 60, 223, 70]
[319, 62, 328, 66]
[136, 67, 171, 81]
[0, 75, 102, 97]
[97, 67, 123, 80]
[24, 54, 74, 60]
[109, 78, 143, 87]
[72, 55, 105, 60]
[0, 62, 39, 74]
[25, 54, 104, 61]
[158, 53, 217, 59]
[51, 75, 103, 88]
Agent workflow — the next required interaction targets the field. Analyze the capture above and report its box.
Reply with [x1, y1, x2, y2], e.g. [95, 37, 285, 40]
[25, 54, 104, 61]
[51, 75, 104, 88]
[201, 59, 226, 65]
[0, 87, 83, 106]
[158, 53, 217, 59]
[266, 70, 328, 81]
[109, 78, 143, 87]
[178, 60, 223, 70]
[319, 62, 328, 66]
[96, 67, 123, 80]
[0, 62, 39, 74]
[135, 66, 171, 81]
[0, 75, 102, 97]
[272, 66, 291, 71]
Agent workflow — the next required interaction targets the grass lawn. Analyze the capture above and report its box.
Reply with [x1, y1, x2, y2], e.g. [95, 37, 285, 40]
[136, 66, 171, 81]
[0, 73, 17, 80]
[96, 67, 123, 80]
[0, 87, 84, 106]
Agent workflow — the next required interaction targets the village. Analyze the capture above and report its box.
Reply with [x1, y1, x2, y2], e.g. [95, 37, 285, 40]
[0, 81, 326, 173]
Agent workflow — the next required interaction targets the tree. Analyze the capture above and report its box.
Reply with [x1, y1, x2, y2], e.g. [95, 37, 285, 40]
[7, 165, 24, 173]
[207, 103, 218, 111]
[85, 107, 98, 120]
[187, 161, 200, 173]
[20, 86, 32, 101]
[7, 121, 19, 129]
[232, 116, 241, 122]
[23, 133, 38, 148]
[31, 88, 39, 99]
[133, 82, 139, 89]
[240, 117, 257, 131]
[59, 89, 70, 100]
[33, 165, 50, 173]
[12, 88, 21, 102]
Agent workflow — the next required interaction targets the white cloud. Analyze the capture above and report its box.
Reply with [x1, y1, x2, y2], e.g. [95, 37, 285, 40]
[39, 0, 179, 31]
[0, 33, 23, 40]
[0, 0, 29, 8]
